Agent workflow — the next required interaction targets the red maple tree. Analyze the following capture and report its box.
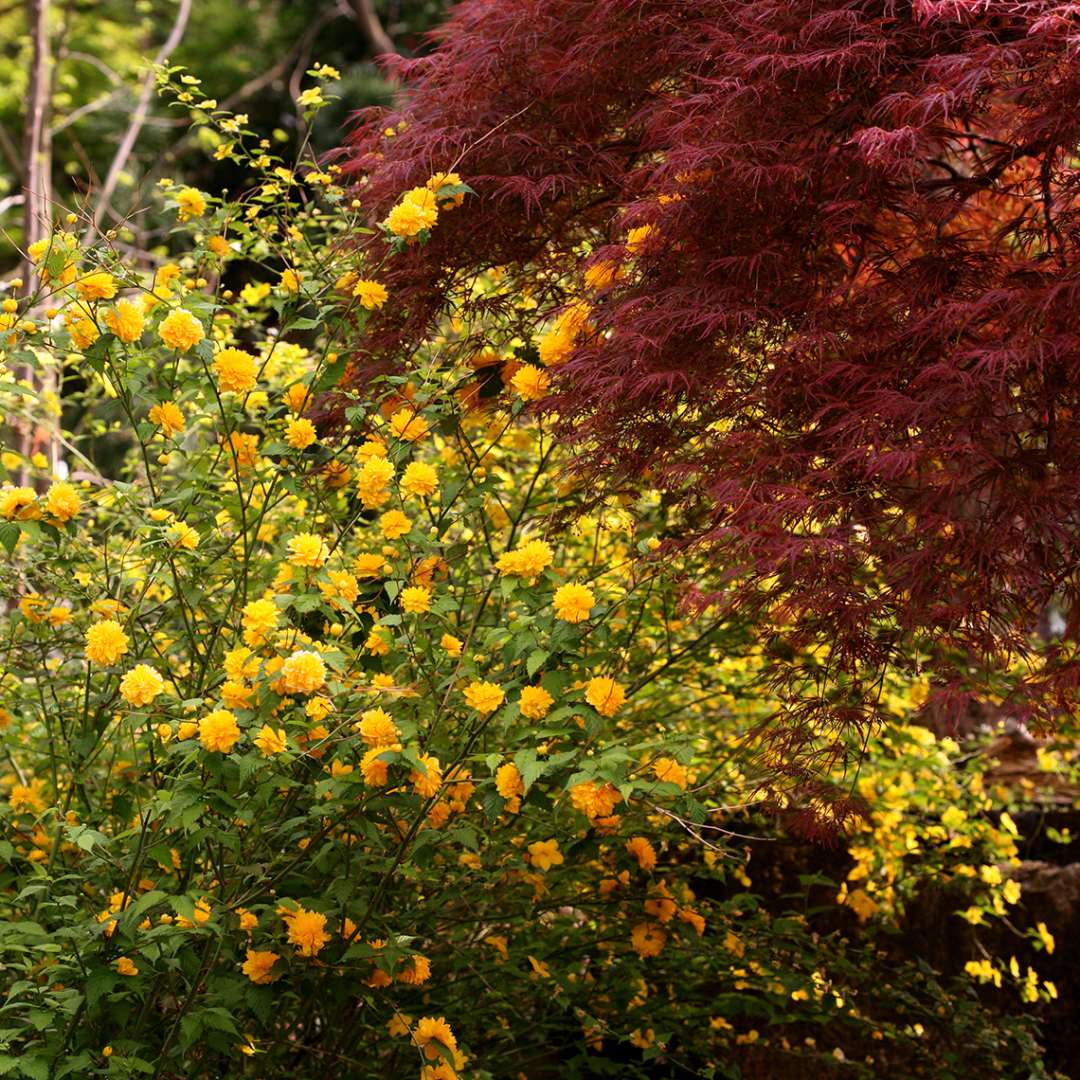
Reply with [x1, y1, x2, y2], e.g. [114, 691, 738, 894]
[337, 0, 1080, 818]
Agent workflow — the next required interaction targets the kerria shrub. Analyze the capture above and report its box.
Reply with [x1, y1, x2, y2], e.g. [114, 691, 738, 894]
[0, 67, 1062, 1080]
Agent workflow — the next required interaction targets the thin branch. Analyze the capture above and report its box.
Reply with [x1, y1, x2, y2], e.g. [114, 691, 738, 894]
[52, 89, 123, 135]
[345, 0, 396, 57]
[0, 121, 21, 175]
[87, 0, 192, 241]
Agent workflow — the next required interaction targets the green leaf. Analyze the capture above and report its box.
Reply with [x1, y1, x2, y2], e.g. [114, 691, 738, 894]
[0, 523, 19, 556]
[526, 649, 550, 678]
[312, 351, 348, 394]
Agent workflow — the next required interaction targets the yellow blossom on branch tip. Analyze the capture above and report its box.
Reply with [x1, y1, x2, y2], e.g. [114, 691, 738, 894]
[45, 481, 80, 522]
[519, 685, 553, 719]
[148, 400, 185, 437]
[287, 532, 329, 568]
[389, 408, 429, 442]
[85, 620, 129, 665]
[158, 308, 204, 352]
[253, 725, 287, 756]
[279, 650, 326, 695]
[241, 949, 279, 984]
[213, 347, 258, 394]
[464, 680, 505, 715]
[175, 187, 207, 221]
[285, 417, 317, 450]
[284, 907, 329, 957]
[119, 664, 165, 707]
[199, 709, 241, 753]
[553, 582, 595, 623]
[353, 279, 388, 310]
[585, 676, 625, 717]
[528, 839, 563, 872]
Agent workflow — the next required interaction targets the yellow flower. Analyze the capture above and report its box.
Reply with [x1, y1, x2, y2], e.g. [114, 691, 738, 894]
[410, 753, 443, 798]
[463, 680, 505, 715]
[412, 1017, 457, 1062]
[45, 481, 80, 523]
[287, 532, 329, 568]
[583, 259, 622, 289]
[67, 314, 100, 351]
[652, 757, 688, 790]
[285, 418, 317, 450]
[626, 223, 655, 254]
[240, 281, 271, 306]
[379, 509, 411, 539]
[279, 268, 302, 293]
[175, 187, 208, 221]
[401, 461, 438, 498]
[10, 779, 47, 814]
[553, 582, 595, 623]
[630, 922, 666, 958]
[571, 780, 622, 820]
[585, 676, 625, 717]
[284, 382, 311, 415]
[75, 271, 117, 301]
[426, 170, 465, 207]
[279, 650, 326, 695]
[495, 762, 524, 800]
[85, 619, 130, 665]
[213, 347, 258, 394]
[298, 86, 325, 108]
[148, 401, 185, 438]
[0, 485, 39, 520]
[353, 279, 388, 310]
[115, 957, 139, 977]
[496, 539, 553, 582]
[358, 707, 399, 748]
[385, 187, 439, 238]
[167, 521, 199, 551]
[389, 408, 429, 442]
[241, 948, 279, 984]
[241, 597, 279, 645]
[119, 664, 165, 707]
[361, 745, 394, 785]
[400, 586, 432, 614]
[357, 456, 395, 508]
[158, 308, 205, 352]
[528, 839, 563, 872]
[284, 907, 329, 957]
[199, 709, 241, 753]
[626, 836, 657, 871]
[519, 685, 553, 720]
[1035, 921, 1055, 954]
[253, 725, 288, 757]
[104, 299, 145, 342]
[440, 633, 463, 656]
[511, 365, 550, 401]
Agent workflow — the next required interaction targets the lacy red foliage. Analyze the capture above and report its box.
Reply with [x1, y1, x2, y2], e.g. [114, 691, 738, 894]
[338, 0, 1080, 811]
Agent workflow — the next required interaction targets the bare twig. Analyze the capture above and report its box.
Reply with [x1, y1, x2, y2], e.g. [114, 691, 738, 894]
[345, 0, 396, 57]
[15, 0, 56, 475]
[0, 121, 21, 175]
[0, 193, 24, 217]
[87, 0, 192, 242]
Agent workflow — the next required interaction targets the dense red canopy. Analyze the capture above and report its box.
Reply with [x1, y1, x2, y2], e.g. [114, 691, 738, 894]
[338, 0, 1080, 815]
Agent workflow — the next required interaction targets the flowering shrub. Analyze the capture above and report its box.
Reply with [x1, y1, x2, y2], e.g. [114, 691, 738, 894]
[0, 68, 1065, 1079]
